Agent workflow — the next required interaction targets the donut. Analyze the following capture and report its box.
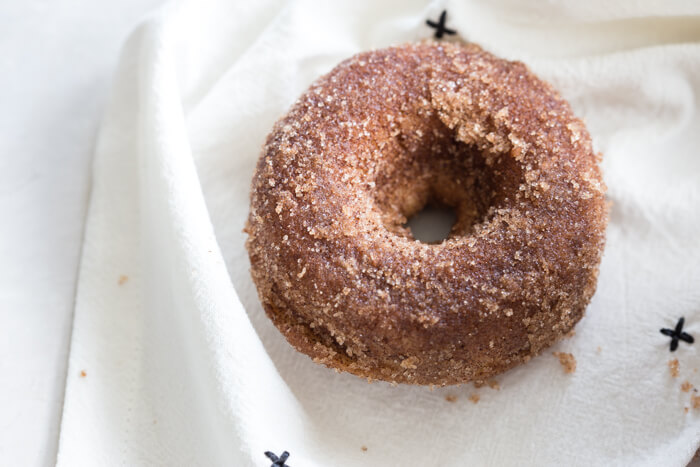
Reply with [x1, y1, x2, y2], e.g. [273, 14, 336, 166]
[245, 42, 607, 386]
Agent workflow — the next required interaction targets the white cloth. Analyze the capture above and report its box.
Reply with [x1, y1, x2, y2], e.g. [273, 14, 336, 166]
[57, 0, 700, 465]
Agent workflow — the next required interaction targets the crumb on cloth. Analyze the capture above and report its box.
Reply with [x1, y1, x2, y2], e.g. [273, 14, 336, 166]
[553, 352, 576, 374]
[692, 393, 700, 410]
[669, 359, 680, 378]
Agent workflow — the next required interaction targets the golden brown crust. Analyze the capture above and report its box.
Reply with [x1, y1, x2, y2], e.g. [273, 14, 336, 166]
[245, 42, 607, 386]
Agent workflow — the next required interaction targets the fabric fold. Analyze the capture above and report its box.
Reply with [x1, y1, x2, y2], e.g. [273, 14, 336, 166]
[59, 0, 700, 465]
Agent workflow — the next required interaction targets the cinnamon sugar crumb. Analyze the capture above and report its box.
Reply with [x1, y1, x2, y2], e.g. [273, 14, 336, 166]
[361, 446, 368, 452]
[488, 380, 500, 390]
[668, 359, 680, 378]
[445, 394, 457, 403]
[118, 275, 128, 285]
[553, 352, 576, 374]
[596, 346, 602, 353]
[80, 370, 86, 378]
[685, 407, 690, 414]
[681, 381, 693, 392]
[469, 394, 480, 404]
[692, 393, 700, 410]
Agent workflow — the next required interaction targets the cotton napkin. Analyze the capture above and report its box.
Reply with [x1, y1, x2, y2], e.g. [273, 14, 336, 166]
[57, 0, 700, 465]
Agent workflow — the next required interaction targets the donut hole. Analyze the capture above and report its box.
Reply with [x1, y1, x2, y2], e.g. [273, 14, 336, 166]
[374, 128, 519, 242]
[404, 203, 457, 244]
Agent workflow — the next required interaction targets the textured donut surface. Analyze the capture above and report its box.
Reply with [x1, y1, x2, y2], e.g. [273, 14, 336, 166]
[245, 42, 607, 385]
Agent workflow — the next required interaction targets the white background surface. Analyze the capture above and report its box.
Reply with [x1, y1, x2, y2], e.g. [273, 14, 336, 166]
[3, 1, 700, 466]
[0, 1, 164, 465]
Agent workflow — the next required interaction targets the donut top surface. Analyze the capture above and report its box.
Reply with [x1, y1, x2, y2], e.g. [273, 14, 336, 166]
[246, 42, 607, 385]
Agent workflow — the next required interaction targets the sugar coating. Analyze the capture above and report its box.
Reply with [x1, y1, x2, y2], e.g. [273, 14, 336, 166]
[245, 42, 607, 386]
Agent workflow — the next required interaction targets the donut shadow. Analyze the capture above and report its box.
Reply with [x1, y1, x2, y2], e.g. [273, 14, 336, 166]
[403, 203, 457, 244]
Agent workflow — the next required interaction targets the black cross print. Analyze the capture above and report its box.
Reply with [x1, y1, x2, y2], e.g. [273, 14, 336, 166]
[660, 317, 694, 352]
[426, 10, 457, 39]
[264, 451, 290, 467]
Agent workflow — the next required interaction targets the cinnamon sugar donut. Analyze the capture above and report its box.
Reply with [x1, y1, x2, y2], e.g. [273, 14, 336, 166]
[245, 42, 607, 386]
